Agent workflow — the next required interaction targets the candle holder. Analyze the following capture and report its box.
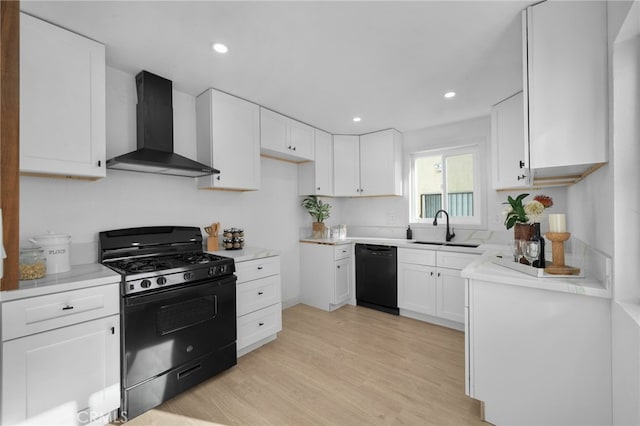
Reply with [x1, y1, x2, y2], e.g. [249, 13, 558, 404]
[544, 232, 580, 275]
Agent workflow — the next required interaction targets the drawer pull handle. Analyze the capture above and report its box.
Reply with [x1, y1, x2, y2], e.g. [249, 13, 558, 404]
[258, 322, 265, 327]
[177, 364, 202, 380]
[337, 265, 341, 269]
[257, 266, 263, 270]
[430, 272, 434, 276]
[258, 291, 264, 295]
[111, 326, 115, 335]
[62, 305, 74, 311]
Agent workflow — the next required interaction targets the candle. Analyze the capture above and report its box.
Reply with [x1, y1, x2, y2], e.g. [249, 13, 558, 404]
[549, 214, 567, 232]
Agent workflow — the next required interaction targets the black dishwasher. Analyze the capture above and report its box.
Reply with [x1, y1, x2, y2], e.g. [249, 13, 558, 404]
[355, 244, 398, 315]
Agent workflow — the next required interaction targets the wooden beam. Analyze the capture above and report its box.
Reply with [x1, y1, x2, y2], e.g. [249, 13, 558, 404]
[1, 0, 20, 290]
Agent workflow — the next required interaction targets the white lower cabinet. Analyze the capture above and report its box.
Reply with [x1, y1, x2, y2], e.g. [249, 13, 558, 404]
[235, 255, 282, 356]
[467, 279, 612, 425]
[435, 267, 465, 323]
[1, 283, 120, 426]
[398, 263, 437, 316]
[398, 248, 477, 329]
[300, 243, 352, 311]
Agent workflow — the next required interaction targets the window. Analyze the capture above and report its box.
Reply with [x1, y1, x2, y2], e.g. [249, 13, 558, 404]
[410, 145, 482, 226]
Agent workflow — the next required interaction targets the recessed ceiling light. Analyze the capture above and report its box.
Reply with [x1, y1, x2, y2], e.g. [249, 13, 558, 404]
[212, 43, 228, 54]
[352, 117, 361, 122]
[444, 91, 456, 99]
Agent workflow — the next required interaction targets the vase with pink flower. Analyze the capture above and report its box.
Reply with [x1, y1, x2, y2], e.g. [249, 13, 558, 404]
[503, 193, 554, 241]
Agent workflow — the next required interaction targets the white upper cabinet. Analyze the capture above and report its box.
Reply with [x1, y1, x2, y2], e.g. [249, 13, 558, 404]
[196, 89, 260, 191]
[334, 129, 402, 197]
[523, 1, 608, 177]
[20, 13, 106, 179]
[333, 135, 361, 196]
[491, 92, 529, 189]
[298, 129, 333, 196]
[260, 108, 314, 162]
[359, 129, 402, 196]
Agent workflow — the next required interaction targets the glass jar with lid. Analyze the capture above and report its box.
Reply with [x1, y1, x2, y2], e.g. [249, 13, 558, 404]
[19, 246, 46, 280]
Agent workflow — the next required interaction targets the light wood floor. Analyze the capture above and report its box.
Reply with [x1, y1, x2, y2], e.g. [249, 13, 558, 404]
[124, 304, 485, 426]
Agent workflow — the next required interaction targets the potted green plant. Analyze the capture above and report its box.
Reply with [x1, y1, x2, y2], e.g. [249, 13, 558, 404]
[302, 196, 331, 238]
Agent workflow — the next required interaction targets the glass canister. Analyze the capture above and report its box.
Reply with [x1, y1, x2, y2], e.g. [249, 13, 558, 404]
[19, 246, 47, 280]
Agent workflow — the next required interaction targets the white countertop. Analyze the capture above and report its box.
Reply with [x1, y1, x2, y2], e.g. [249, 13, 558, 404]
[462, 253, 612, 299]
[1, 263, 121, 302]
[208, 246, 280, 263]
[300, 237, 486, 254]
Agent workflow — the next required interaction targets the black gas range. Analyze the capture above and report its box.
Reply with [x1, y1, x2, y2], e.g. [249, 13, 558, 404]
[99, 226, 237, 420]
[99, 226, 235, 295]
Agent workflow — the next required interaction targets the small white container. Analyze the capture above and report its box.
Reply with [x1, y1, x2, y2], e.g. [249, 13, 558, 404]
[29, 232, 71, 274]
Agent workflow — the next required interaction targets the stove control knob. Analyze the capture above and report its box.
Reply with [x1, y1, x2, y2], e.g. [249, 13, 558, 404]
[219, 265, 227, 274]
[157, 277, 167, 286]
[140, 279, 151, 289]
[208, 266, 218, 276]
[184, 272, 193, 281]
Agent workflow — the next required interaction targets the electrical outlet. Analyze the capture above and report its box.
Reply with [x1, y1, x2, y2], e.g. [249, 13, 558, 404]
[386, 213, 397, 225]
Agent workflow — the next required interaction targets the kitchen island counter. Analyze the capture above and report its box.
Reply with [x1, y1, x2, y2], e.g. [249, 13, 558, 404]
[462, 251, 612, 299]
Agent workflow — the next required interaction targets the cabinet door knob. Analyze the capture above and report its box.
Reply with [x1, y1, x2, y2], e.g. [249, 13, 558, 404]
[317, 187, 321, 191]
[517, 174, 527, 181]
[258, 322, 265, 327]
[216, 175, 221, 181]
[337, 265, 341, 269]
[519, 160, 525, 168]
[97, 160, 102, 167]
[437, 272, 441, 277]
[257, 265, 263, 270]
[258, 291, 264, 295]
[430, 271, 434, 276]
[111, 326, 115, 335]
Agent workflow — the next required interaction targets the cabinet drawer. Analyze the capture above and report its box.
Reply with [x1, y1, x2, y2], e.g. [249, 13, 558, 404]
[398, 248, 436, 266]
[235, 256, 280, 284]
[2, 283, 120, 341]
[437, 251, 479, 270]
[237, 302, 282, 350]
[334, 245, 352, 260]
[237, 275, 281, 317]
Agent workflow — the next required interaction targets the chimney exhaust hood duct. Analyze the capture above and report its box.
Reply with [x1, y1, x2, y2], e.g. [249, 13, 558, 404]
[106, 71, 218, 177]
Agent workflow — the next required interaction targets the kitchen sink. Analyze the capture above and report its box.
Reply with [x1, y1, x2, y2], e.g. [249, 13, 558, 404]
[412, 241, 480, 248]
[444, 242, 480, 248]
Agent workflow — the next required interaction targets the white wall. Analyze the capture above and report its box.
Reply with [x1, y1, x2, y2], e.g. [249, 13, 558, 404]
[608, 1, 640, 424]
[19, 67, 304, 307]
[340, 115, 568, 242]
[341, 117, 491, 237]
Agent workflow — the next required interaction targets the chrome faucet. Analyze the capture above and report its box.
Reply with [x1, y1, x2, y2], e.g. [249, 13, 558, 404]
[433, 209, 455, 242]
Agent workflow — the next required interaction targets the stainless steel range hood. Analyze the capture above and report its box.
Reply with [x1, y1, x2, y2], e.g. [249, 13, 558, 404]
[106, 71, 218, 178]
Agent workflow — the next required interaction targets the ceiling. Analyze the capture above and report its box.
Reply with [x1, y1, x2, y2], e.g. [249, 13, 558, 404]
[20, 0, 535, 134]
